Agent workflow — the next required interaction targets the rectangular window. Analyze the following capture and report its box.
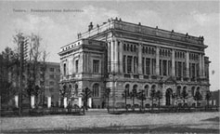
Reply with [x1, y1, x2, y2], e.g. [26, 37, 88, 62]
[50, 88, 54, 92]
[40, 81, 44, 86]
[163, 60, 167, 76]
[127, 56, 132, 73]
[93, 60, 100, 73]
[50, 68, 54, 72]
[142, 57, 145, 74]
[49, 81, 54, 85]
[175, 62, 178, 77]
[178, 62, 182, 77]
[40, 67, 45, 72]
[75, 60, 79, 73]
[196, 63, 199, 77]
[168, 61, 172, 76]
[123, 55, 126, 73]
[63, 63, 66, 76]
[152, 59, 156, 75]
[183, 62, 186, 77]
[40, 74, 44, 79]
[159, 60, 162, 75]
[192, 63, 195, 78]
[146, 58, 150, 75]
[50, 75, 54, 79]
[189, 63, 192, 78]
[57, 69, 60, 72]
[134, 57, 138, 73]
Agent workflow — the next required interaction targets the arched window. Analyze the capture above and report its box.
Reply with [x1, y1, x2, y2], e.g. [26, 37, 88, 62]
[196, 87, 200, 92]
[92, 83, 99, 97]
[191, 86, 195, 96]
[177, 86, 181, 96]
[63, 63, 66, 76]
[133, 84, 138, 90]
[125, 84, 130, 94]
[151, 85, 156, 91]
[69, 85, 72, 94]
[144, 85, 149, 97]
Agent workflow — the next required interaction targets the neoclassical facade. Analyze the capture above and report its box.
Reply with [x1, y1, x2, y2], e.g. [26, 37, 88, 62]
[59, 18, 210, 108]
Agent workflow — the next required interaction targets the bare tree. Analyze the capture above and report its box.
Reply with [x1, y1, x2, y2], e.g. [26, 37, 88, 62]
[0, 47, 19, 105]
[13, 32, 48, 109]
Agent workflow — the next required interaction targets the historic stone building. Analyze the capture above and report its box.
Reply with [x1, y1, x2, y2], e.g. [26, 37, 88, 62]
[59, 18, 210, 108]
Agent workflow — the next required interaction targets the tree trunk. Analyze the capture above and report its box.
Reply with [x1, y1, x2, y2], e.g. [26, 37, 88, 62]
[133, 97, 135, 111]
[151, 98, 153, 111]
[125, 96, 127, 111]
[141, 98, 143, 109]
[158, 99, 160, 110]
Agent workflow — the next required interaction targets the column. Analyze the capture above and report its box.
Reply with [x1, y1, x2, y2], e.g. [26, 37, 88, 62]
[47, 96, 51, 108]
[58, 99, 61, 107]
[14, 95, 19, 108]
[171, 49, 175, 77]
[156, 47, 160, 75]
[31, 95, 35, 109]
[78, 97, 82, 107]
[201, 55, 205, 77]
[64, 97, 67, 108]
[111, 40, 114, 72]
[115, 40, 119, 73]
[88, 98, 92, 108]
[186, 52, 189, 78]
[119, 40, 123, 73]
[138, 43, 143, 75]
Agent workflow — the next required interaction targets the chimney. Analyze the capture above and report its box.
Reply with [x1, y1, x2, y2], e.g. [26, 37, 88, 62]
[88, 22, 93, 31]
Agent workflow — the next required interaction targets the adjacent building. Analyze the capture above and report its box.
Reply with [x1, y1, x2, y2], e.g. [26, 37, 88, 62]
[39, 62, 60, 107]
[59, 18, 210, 108]
[210, 90, 219, 106]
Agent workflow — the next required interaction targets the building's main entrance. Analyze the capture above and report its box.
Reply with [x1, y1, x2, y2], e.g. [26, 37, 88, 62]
[166, 88, 173, 106]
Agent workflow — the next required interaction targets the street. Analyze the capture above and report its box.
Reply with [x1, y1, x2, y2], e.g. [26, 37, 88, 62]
[0, 111, 219, 133]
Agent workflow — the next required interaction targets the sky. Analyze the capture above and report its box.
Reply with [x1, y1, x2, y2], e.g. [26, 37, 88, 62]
[0, 1, 219, 91]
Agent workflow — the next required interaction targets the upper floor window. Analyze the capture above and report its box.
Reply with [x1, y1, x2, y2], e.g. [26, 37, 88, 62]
[75, 60, 79, 73]
[93, 60, 100, 73]
[63, 63, 66, 76]
[40, 81, 44, 86]
[50, 88, 54, 92]
[127, 56, 132, 73]
[57, 69, 60, 73]
[50, 68, 54, 72]
[144, 85, 149, 97]
[50, 74, 54, 79]
[49, 81, 54, 86]
[40, 67, 45, 72]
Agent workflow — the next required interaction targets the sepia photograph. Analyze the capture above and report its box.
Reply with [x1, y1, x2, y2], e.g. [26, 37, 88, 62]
[0, 0, 219, 133]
